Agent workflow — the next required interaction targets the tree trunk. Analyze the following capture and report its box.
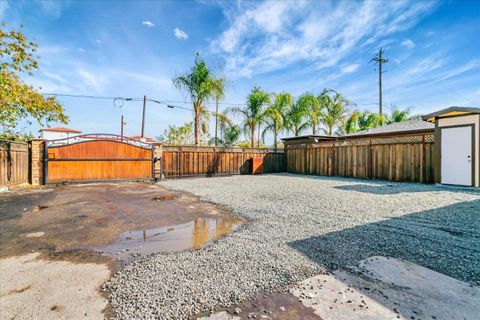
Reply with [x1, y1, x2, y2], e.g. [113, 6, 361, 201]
[214, 99, 219, 147]
[312, 123, 316, 135]
[194, 103, 201, 145]
[257, 125, 260, 148]
[250, 125, 255, 148]
[274, 131, 277, 150]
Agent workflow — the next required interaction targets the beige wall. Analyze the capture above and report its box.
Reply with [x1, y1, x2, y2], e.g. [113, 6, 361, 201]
[438, 114, 480, 187]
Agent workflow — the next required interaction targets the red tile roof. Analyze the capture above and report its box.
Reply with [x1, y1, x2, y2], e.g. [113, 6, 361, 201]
[39, 127, 82, 133]
[130, 136, 156, 143]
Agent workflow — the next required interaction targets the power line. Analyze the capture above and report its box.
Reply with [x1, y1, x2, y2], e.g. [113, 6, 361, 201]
[42, 93, 131, 100]
[42, 92, 247, 107]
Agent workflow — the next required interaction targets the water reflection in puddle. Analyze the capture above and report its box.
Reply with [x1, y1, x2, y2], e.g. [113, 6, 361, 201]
[98, 217, 241, 260]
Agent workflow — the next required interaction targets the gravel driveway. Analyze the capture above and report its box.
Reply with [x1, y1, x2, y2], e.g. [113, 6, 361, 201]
[105, 174, 480, 319]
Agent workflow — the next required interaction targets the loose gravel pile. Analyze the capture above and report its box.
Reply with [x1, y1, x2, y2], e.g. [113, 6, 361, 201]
[104, 174, 480, 319]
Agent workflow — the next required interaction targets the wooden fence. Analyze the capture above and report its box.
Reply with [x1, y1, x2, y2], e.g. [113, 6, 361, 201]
[286, 132, 435, 183]
[0, 140, 30, 186]
[161, 146, 285, 178]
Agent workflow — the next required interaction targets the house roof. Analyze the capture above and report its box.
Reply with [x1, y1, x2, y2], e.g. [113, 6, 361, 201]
[345, 119, 434, 137]
[130, 136, 156, 143]
[281, 135, 335, 142]
[39, 127, 82, 133]
[421, 106, 480, 122]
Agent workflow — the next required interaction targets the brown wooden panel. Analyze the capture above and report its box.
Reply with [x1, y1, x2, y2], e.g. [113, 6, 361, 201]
[48, 160, 151, 182]
[1, 141, 29, 186]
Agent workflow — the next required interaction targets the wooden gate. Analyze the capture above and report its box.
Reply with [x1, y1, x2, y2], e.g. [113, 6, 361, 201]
[45, 134, 154, 184]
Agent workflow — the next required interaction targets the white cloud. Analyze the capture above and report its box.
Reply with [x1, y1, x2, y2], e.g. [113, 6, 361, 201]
[401, 39, 416, 49]
[341, 64, 360, 74]
[406, 58, 445, 76]
[76, 68, 106, 92]
[37, 0, 63, 18]
[77, 48, 86, 53]
[173, 27, 188, 40]
[95, 39, 102, 44]
[0, 0, 9, 17]
[142, 21, 155, 27]
[213, 0, 438, 78]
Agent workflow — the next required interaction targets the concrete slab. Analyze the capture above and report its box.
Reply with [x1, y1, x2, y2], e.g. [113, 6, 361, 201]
[198, 311, 240, 320]
[291, 256, 480, 320]
[0, 253, 110, 320]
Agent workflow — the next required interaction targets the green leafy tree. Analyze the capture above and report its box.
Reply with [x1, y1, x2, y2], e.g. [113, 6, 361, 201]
[173, 52, 223, 145]
[157, 122, 194, 145]
[0, 23, 68, 139]
[227, 86, 270, 148]
[263, 92, 293, 149]
[388, 108, 410, 123]
[318, 89, 351, 136]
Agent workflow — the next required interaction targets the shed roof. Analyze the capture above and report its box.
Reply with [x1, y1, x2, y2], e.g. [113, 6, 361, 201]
[39, 127, 82, 133]
[422, 107, 480, 122]
[345, 119, 434, 137]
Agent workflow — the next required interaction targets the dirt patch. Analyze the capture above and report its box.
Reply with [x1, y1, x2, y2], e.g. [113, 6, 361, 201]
[212, 291, 322, 320]
[0, 182, 239, 269]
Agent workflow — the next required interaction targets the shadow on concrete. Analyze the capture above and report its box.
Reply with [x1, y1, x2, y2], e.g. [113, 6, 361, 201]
[288, 199, 480, 286]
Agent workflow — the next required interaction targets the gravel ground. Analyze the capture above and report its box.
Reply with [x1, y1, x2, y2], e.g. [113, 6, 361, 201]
[104, 174, 480, 319]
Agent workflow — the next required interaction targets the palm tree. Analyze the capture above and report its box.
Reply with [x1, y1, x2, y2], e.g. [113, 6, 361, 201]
[318, 89, 351, 136]
[263, 92, 293, 149]
[227, 86, 270, 148]
[289, 93, 321, 135]
[216, 111, 241, 146]
[211, 77, 226, 146]
[341, 110, 387, 135]
[173, 52, 221, 145]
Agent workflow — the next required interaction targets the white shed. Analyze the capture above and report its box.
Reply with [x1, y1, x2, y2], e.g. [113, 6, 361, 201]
[423, 107, 480, 187]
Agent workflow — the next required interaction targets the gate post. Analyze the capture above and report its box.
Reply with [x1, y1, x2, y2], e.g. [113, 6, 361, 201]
[153, 143, 163, 180]
[29, 139, 46, 186]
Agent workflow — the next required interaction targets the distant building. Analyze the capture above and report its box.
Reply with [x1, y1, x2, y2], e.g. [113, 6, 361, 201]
[39, 127, 82, 140]
[129, 136, 156, 143]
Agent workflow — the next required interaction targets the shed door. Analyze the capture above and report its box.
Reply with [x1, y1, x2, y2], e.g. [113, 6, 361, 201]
[441, 126, 472, 186]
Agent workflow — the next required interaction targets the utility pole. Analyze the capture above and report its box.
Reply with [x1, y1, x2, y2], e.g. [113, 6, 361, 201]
[120, 115, 125, 141]
[141, 95, 147, 138]
[371, 48, 388, 117]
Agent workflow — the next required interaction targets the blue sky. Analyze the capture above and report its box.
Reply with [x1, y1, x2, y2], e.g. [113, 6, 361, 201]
[1, 0, 480, 142]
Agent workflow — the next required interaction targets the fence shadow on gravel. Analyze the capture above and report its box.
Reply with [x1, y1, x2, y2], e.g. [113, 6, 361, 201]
[333, 183, 480, 196]
[288, 199, 480, 286]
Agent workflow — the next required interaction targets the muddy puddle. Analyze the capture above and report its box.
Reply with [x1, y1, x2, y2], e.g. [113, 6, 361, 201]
[95, 216, 241, 265]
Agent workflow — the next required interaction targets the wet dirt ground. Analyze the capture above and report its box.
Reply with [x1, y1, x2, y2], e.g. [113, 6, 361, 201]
[0, 182, 241, 269]
[0, 182, 241, 319]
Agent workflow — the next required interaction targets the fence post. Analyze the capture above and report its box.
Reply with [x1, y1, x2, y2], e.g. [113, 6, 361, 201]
[29, 139, 46, 186]
[153, 143, 163, 180]
[332, 141, 336, 176]
[368, 138, 373, 179]
[421, 134, 426, 183]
